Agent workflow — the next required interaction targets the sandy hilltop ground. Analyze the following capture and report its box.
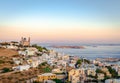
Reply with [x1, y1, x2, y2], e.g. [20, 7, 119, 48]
[0, 48, 18, 57]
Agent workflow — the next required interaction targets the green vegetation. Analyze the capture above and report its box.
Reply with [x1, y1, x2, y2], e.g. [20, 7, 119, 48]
[0, 60, 4, 64]
[82, 59, 90, 64]
[96, 68, 107, 77]
[88, 75, 97, 79]
[65, 81, 71, 83]
[2, 68, 11, 73]
[53, 79, 63, 83]
[75, 58, 90, 68]
[41, 62, 47, 66]
[0, 42, 10, 45]
[76, 59, 82, 65]
[75, 59, 82, 68]
[95, 67, 117, 81]
[32, 44, 48, 52]
[43, 66, 51, 73]
[96, 69, 104, 74]
[107, 66, 118, 78]
[38, 62, 52, 73]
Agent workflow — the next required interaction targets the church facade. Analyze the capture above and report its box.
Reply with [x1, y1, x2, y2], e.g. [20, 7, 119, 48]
[20, 37, 30, 47]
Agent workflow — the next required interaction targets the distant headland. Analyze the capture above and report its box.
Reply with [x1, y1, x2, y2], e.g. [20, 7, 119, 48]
[51, 45, 85, 49]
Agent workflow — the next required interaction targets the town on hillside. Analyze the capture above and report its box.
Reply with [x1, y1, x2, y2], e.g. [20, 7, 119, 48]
[0, 37, 120, 83]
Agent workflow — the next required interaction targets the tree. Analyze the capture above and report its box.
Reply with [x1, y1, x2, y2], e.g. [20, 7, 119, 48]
[96, 69, 104, 73]
[41, 62, 47, 66]
[2, 68, 11, 73]
[32, 44, 48, 52]
[32, 44, 37, 47]
[75, 59, 82, 68]
[53, 79, 63, 83]
[107, 66, 118, 78]
[43, 47, 48, 51]
[0, 60, 4, 64]
[76, 59, 82, 64]
[83, 59, 90, 64]
[43, 67, 51, 73]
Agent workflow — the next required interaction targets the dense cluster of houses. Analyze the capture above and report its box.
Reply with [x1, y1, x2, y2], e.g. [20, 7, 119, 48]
[0, 38, 120, 83]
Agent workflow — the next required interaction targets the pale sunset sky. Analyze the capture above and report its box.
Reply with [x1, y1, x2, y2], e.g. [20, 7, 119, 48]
[0, 0, 120, 43]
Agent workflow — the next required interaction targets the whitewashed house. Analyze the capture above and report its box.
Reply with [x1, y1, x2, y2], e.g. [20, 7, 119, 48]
[31, 60, 39, 67]
[42, 53, 50, 61]
[52, 68, 63, 73]
[69, 63, 75, 68]
[105, 79, 120, 83]
[14, 60, 21, 65]
[12, 65, 30, 71]
[62, 55, 70, 61]
[18, 51, 26, 56]
[25, 47, 38, 56]
[13, 58, 23, 65]
[57, 60, 67, 66]
[49, 50, 57, 58]
[6, 45, 18, 49]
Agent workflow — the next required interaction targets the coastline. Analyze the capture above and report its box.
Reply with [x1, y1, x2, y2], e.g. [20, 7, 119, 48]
[51, 45, 85, 49]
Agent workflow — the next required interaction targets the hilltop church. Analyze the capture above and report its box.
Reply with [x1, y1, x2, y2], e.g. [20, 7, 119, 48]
[20, 37, 30, 47]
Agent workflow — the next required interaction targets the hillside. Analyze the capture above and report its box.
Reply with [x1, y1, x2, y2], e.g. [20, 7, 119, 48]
[0, 48, 18, 57]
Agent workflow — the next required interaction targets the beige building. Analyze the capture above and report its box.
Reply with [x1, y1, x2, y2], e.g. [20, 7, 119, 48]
[68, 68, 85, 83]
[62, 55, 70, 61]
[101, 67, 111, 77]
[97, 73, 105, 80]
[37, 73, 57, 82]
[87, 69, 96, 76]
[20, 37, 30, 46]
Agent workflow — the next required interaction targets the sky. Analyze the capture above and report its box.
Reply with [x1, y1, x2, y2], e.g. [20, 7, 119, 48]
[0, 0, 120, 43]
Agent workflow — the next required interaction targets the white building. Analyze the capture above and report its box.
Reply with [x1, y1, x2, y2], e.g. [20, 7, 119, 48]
[105, 79, 120, 83]
[52, 69, 63, 73]
[12, 65, 30, 71]
[69, 63, 75, 68]
[42, 53, 49, 60]
[25, 47, 38, 56]
[6, 45, 18, 49]
[62, 55, 70, 61]
[18, 51, 26, 56]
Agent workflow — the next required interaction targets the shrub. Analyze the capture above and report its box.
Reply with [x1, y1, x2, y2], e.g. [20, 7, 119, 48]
[0, 60, 4, 64]
[32, 44, 48, 52]
[41, 62, 47, 66]
[43, 67, 51, 73]
[33, 81, 42, 83]
[2, 68, 11, 73]
[107, 66, 118, 78]
[53, 79, 63, 83]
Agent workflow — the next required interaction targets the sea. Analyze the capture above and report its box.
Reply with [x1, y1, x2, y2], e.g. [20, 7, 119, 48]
[38, 42, 120, 60]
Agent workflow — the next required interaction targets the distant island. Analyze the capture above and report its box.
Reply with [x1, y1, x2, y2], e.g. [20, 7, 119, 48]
[51, 46, 85, 49]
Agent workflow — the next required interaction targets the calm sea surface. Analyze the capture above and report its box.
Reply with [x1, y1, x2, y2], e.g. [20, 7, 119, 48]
[38, 43, 120, 60]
